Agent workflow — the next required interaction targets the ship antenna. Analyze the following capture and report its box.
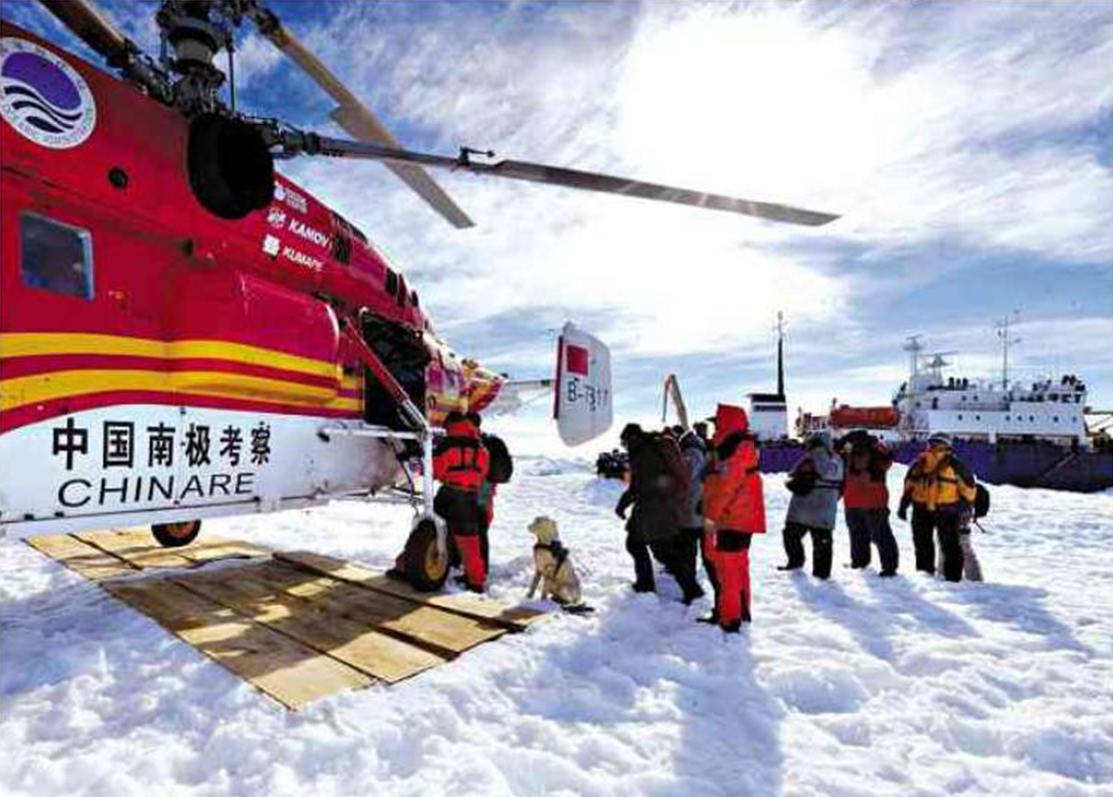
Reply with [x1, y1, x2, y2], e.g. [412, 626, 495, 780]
[774, 311, 786, 398]
[903, 334, 923, 383]
[995, 311, 1022, 390]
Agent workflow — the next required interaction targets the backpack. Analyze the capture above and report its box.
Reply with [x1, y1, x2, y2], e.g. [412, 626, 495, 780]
[974, 483, 990, 518]
[651, 433, 690, 496]
[483, 433, 513, 484]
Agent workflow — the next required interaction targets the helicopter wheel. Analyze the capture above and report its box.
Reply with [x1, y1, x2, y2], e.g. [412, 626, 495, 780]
[403, 518, 448, 592]
[151, 520, 202, 548]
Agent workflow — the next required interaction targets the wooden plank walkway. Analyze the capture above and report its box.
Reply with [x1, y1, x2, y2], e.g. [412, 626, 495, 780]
[276, 550, 547, 630]
[174, 562, 450, 682]
[24, 530, 546, 709]
[26, 533, 137, 581]
[105, 578, 372, 709]
[76, 528, 271, 568]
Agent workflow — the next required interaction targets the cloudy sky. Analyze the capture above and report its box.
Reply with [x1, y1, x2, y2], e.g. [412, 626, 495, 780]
[5, 0, 1111, 453]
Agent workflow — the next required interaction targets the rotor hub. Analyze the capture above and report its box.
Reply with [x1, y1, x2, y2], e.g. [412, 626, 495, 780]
[157, 0, 229, 114]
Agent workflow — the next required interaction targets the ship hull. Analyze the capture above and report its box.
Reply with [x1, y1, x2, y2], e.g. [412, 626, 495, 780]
[758, 440, 1113, 493]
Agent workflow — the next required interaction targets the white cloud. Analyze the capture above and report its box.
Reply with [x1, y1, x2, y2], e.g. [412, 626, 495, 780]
[6, 0, 1109, 453]
[271, 1, 1110, 338]
[609, 2, 1113, 262]
[231, 31, 284, 91]
[249, 0, 1111, 445]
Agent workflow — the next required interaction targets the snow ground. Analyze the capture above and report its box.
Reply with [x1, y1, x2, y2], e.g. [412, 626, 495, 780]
[2, 461, 1111, 797]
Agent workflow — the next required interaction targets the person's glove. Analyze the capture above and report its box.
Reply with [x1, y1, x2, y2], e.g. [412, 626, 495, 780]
[615, 505, 627, 520]
[897, 496, 911, 521]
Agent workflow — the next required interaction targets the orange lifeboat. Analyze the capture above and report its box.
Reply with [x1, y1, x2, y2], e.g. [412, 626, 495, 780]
[830, 405, 901, 429]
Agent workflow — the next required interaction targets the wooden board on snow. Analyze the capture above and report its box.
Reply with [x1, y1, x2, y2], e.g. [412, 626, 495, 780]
[234, 560, 508, 654]
[25, 533, 137, 581]
[173, 561, 448, 683]
[276, 550, 547, 630]
[76, 528, 270, 570]
[105, 578, 372, 709]
[24, 532, 549, 709]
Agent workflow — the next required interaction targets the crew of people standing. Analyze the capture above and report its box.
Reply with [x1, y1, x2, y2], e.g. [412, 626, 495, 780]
[614, 407, 982, 633]
[407, 406, 982, 634]
[615, 404, 767, 633]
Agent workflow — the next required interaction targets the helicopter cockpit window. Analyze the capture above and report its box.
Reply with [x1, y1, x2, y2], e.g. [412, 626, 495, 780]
[19, 213, 94, 300]
[384, 268, 399, 297]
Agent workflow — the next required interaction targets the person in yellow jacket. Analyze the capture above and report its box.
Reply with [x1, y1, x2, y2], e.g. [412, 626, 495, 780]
[897, 433, 977, 581]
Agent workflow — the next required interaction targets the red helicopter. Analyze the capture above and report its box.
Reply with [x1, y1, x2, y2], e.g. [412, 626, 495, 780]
[0, 0, 836, 588]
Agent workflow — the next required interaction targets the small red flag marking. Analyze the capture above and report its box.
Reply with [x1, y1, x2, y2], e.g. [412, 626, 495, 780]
[566, 344, 590, 375]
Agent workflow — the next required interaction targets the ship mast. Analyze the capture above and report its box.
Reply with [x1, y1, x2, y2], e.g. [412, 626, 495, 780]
[775, 311, 786, 398]
[903, 335, 923, 384]
[995, 312, 1022, 390]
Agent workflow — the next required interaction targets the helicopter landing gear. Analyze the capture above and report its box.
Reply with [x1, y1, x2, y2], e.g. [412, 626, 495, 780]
[151, 519, 201, 548]
[403, 517, 448, 592]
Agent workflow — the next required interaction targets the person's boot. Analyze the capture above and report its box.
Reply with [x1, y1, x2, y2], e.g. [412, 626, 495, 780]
[720, 620, 742, 634]
[682, 584, 705, 605]
[777, 563, 803, 572]
[455, 535, 487, 593]
[878, 570, 897, 578]
[631, 581, 655, 593]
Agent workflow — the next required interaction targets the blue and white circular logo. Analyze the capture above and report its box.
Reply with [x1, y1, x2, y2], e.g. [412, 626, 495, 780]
[0, 37, 96, 149]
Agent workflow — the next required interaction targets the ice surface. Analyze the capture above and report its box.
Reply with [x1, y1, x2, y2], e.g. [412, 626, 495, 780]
[2, 462, 1111, 797]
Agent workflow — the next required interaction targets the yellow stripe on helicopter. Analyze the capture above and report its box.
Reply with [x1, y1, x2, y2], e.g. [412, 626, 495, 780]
[0, 369, 362, 413]
[0, 333, 353, 384]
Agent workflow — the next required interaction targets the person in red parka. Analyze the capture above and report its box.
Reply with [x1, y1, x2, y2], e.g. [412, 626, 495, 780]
[432, 411, 490, 592]
[701, 404, 766, 631]
[839, 430, 898, 576]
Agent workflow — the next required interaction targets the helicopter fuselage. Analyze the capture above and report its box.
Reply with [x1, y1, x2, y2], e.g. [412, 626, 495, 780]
[0, 22, 501, 537]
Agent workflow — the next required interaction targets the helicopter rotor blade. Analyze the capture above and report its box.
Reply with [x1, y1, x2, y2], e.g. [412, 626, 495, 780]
[37, 0, 172, 101]
[478, 160, 839, 226]
[293, 133, 839, 226]
[38, 0, 128, 65]
[245, 3, 474, 229]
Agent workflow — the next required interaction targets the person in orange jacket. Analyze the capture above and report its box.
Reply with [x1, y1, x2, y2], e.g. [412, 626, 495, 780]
[701, 404, 766, 631]
[432, 411, 490, 592]
[467, 411, 498, 573]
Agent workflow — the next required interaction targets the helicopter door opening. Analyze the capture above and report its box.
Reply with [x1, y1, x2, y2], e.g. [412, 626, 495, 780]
[359, 313, 429, 429]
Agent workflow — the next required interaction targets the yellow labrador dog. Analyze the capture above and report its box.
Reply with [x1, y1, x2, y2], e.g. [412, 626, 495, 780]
[526, 516, 585, 609]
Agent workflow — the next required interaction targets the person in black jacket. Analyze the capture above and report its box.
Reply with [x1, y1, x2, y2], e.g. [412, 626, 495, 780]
[615, 423, 694, 595]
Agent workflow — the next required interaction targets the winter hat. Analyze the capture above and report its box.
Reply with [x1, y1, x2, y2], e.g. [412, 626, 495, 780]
[712, 404, 749, 445]
[807, 431, 833, 450]
[927, 432, 953, 448]
[529, 516, 559, 545]
[619, 423, 643, 445]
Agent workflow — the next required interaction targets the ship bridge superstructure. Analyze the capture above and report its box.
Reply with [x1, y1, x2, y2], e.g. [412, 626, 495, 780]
[895, 336, 1089, 446]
